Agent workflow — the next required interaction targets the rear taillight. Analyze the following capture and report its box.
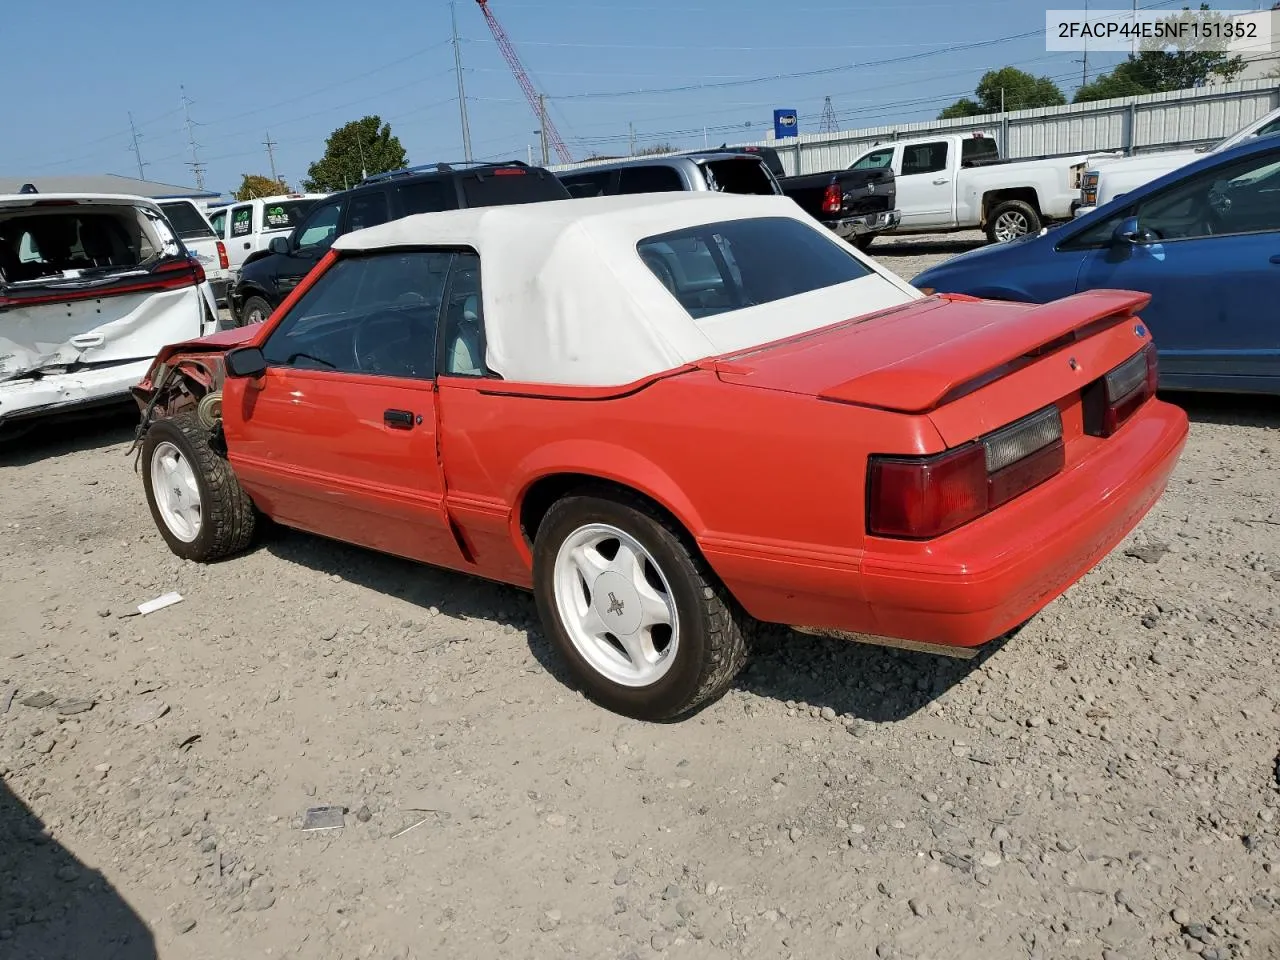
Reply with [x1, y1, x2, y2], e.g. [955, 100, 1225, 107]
[186, 256, 206, 284]
[868, 405, 1065, 539]
[1084, 342, 1158, 438]
[0, 257, 203, 310]
[821, 183, 842, 215]
[216, 240, 229, 270]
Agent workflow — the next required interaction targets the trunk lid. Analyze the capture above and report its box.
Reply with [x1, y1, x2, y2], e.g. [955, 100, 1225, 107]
[710, 289, 1152, 429]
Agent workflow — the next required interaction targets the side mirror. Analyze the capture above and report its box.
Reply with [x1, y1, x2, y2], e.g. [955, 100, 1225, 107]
[1112, 216, 1153, 246]
[268, 236, 291, 256]
[225, 346, 267, 379]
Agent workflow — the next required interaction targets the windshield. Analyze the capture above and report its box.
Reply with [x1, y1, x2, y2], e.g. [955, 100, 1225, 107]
[637, 216, 873, 320]
[158, 202, 215, 241]
[260, 200, 316, 233]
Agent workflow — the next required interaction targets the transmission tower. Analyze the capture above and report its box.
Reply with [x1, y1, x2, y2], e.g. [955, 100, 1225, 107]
[180, 86, 207, 191]
[127, 112, 148, 180]
[819, 96, 839, 135]
[475, 0, 572, 163]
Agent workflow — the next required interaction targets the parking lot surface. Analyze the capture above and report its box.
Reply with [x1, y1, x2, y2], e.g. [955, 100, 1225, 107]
[1, 234, 1277, 960]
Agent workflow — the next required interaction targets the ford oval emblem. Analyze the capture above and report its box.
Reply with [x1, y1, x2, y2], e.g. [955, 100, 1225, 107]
[1134, 323, 1147, 338]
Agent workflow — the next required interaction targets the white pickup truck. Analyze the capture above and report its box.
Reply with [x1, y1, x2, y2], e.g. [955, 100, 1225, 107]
[847, 132, 1095, 245]
[205, 193, 327, 273]
[1077, 106, 1280, 217]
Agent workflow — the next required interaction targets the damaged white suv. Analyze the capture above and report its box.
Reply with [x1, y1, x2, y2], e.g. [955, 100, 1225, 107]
[0, 192, 220, 438]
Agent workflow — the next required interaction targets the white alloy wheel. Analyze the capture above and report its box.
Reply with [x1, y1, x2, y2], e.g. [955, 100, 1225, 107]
[150, 441, 203, 543]
[552, 523, 680, 687]
[993, 209, 1030, 241]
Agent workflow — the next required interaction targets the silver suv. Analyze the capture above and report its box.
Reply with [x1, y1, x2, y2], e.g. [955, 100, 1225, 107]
[558, 152, 781, 198]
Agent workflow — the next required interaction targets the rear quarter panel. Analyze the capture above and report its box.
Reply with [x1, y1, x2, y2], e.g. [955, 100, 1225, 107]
[435, 371, 942, 622]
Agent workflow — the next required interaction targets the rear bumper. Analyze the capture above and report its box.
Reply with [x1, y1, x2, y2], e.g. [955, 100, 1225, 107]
[0, 358, 154, 427]
[825, 209, 901, 238]
[706, 398, 1188, 650]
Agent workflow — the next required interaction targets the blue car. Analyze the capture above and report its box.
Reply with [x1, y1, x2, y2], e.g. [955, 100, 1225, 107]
[911, 136, 1280, 395]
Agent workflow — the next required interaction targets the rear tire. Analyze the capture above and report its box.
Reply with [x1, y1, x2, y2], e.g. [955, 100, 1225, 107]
[986, 200, 1041, 244]
[240, 295, 272, 327]
[851, 233, 876, 252]
[141, 412, 256, 562]
[532, 490, 750, 721]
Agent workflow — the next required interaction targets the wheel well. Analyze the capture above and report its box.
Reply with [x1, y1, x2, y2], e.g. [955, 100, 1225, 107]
[519, 473, 696, 551]
[983, 187, 1041, 220]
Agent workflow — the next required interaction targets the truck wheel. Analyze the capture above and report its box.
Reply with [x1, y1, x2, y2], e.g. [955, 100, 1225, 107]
[142, 412, 257, 562]
[532, 490, 750, 721]
[986, 200, 1041, 243]
[851, 233, 876, 252]
[240, 296, 272, 326]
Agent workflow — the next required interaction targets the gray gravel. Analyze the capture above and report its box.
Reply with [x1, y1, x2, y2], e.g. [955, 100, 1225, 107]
[1, 232, 1277, 960]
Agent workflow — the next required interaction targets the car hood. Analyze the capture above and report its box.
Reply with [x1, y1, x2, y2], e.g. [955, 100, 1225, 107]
[708, 289, 1150, 414]
[911, 230, 1043, 285]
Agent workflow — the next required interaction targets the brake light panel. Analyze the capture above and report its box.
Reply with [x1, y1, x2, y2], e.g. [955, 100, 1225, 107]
[821, 183, 843, 215]
[868, 404, 1065, 539]
[1083, 342, 1158, 438]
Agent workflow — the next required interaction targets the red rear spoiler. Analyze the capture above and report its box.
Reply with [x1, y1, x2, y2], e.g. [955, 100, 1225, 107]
[818, 289, 1152, 413]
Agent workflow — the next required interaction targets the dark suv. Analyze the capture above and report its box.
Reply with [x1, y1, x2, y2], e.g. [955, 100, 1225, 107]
[229, 161, 571, 325]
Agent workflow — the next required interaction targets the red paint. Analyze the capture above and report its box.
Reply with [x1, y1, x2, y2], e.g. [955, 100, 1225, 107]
[148, 250, 1189, 653]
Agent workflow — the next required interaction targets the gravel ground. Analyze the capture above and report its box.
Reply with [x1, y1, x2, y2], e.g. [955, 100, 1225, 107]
[1, 233, 1278, 960]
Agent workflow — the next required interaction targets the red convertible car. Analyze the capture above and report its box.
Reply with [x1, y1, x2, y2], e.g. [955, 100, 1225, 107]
[131, 193, 1188, 720]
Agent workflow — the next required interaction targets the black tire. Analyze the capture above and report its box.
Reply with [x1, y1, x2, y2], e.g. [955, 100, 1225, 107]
[532, 490, 750, 721]
[240, 295, 272, 327]
[141, 412, 256, 562]
[851, 233, 876, 252]
[985, 199, 1041, 244]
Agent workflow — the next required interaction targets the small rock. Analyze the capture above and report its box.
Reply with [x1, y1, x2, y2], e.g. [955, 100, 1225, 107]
[129, 698, 169, 726]
[21, 691, 55, 709]
[33, 737, 56, 755]
[97, 608, 111, 618]
[614, 868, 630, 886]
[1172, 907, 1191, 925]
[978, 851, 1002, 868]
[492, 930, 509, 944]
[820, 707, 836, 721]
[908, 898, 929, 918]
[703, 881, 718, 896]
[788, 826, 803, 842]
[55, 865, 79, 883]
[538, 910, 560, 932]
[245, 888, 275, 912]
[613, 897, 628, 915]
[662, 884, 682, 901]
[1026, 716, 1045, 728]
[651, 932, 671, 951]
[171, 917, 196, 935]
[355, 805, 372, 823]
[545, 814, 567, 828]
[55, 699, 93, 716]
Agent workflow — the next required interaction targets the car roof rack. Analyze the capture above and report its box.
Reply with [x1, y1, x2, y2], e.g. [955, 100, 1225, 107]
[358, 160, 529, 185]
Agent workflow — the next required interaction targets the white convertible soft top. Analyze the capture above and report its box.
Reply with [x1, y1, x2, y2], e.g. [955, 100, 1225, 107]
[332, 192, 920, 386]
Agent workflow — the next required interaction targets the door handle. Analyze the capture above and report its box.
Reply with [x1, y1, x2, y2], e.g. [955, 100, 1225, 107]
[384, 409, 415, 429]
[1269, 255, 1280, 264]
[69, 333, 106, 349]
[932, 178, 950, 185]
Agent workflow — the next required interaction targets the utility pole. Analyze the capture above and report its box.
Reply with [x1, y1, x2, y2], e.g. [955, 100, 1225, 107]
[356, 129, 368, 181]
[180, 85, 206, 191]
[628, 122, 636, 156]
[263, 131, 280, 186]
[451, 1, 473, 162]
[127, 112, 147, 181]
[538, 94, 549, 165]
[703, 126, 709, 149]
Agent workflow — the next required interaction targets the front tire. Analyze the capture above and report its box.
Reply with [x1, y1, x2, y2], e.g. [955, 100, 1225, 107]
[141, 412, 256, 562]
[532, 491, 749, 721]
[986, 200, 1041, 243]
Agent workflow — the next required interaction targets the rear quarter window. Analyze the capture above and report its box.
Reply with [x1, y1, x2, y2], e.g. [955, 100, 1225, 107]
[701, 159, 777, 195]
[159, 202, 216, 241]
[961, 137, 999, 164]
[459, 171, 569, 207]
[617, 165, 685, 194]
[637, 216, 873, 319]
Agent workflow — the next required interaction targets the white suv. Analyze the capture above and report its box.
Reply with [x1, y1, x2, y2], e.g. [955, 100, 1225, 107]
[0, 192, 219, 438]
[206, 193, 327, 273]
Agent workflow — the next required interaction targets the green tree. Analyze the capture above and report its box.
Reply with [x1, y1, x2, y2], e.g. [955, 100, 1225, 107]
[939, 67, 1066, 119]
[303, 116, 408, 192]
[1074, 4, 1246, 103]
[638, 142, 680, 155]
[233, 173, 290, 200]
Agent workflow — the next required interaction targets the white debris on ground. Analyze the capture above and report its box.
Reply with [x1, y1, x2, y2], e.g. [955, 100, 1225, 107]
[0, 234, 1276, 960]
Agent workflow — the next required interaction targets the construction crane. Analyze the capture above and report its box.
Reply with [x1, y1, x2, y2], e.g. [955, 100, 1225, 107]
[475, 0, 573, 164]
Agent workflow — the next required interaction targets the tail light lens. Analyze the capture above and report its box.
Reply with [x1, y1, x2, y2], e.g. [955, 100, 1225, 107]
[821, 183, 842, 215]
[1084, 342, 1158, 438]
[0, 257, 204, 310]
[868, 406, 1065, 539]
[186, 256, 206, 285]
[216, 240, 229, 270]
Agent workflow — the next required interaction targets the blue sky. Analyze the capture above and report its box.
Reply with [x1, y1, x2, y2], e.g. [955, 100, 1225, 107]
[0, 1, 1226, 195]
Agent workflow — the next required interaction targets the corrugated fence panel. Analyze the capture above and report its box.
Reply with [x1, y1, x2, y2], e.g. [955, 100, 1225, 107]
[549, 80, 1280, 174]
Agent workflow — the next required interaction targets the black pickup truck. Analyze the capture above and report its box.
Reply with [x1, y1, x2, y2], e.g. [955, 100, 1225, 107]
[776, 165, 900, 250]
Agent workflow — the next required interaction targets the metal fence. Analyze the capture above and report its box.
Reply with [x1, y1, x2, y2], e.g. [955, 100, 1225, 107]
[551, 79, 1280, 177]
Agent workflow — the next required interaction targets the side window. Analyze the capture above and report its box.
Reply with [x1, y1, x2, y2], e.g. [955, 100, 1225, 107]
[229, 206, 253, 238]
[208, 210, 227, 238]
[294, 199, 344, 254]
[397, 179, 456, 215]
[560, 170, 614, 198]
[851, 147, 893, 170]
[439, 252, 489, 377]
[617, 165, 685, 194]
[901, 141, 949, 177]
[348, 190, 390, 233]
[1255, 117, 1280, 140]
[262, 250, 453, 379]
